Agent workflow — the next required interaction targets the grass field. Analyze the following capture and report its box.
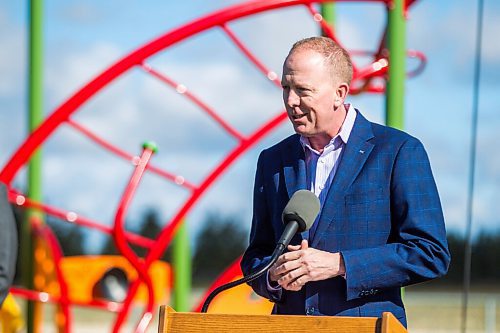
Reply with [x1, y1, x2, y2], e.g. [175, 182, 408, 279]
[406, 290, 499, 332]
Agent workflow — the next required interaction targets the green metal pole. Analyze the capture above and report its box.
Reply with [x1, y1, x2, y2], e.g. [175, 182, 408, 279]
[321, 2, 336, 36]
[26, 0, 44, 331]
[386, 0, 406, 301]
[172, 220, 191, 311]
[385, 0, 406, 130]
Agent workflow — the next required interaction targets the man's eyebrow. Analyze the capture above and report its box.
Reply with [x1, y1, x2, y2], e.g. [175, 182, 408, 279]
[295, 83, 313, 89]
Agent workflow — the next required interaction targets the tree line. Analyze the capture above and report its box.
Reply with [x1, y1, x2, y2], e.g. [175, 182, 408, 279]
[11, 205, 247, 286]
[10, 204, 500, 287]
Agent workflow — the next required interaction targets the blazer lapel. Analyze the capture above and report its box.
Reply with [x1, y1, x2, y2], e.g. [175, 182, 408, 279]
[281, 135, 310, 240]
[310, 111, 375, 247]
[282, 135, 307, 199]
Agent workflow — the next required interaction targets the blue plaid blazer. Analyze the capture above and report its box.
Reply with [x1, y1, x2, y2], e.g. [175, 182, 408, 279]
[241, 110, 450, 326]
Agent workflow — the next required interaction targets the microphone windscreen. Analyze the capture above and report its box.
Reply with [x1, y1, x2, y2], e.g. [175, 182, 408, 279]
[282, 190, 320, 232]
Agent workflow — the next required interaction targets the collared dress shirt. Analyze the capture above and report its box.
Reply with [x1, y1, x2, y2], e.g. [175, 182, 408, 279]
[299, 104, 356, 240]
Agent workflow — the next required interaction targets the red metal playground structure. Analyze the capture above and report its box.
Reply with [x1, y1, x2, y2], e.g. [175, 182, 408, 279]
[0, 0, 425, 332]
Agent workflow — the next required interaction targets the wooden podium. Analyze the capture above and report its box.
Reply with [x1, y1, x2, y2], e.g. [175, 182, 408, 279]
[158, 306, 408, 333]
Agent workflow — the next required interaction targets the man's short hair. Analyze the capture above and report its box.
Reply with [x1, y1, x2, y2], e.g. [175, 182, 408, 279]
[288, 36, 353, 85]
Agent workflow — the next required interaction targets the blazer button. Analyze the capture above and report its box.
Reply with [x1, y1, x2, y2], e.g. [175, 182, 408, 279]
[306, 306, 315, 315]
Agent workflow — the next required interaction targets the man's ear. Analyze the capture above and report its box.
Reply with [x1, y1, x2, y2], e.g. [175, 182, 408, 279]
[334, 82, 350, 108]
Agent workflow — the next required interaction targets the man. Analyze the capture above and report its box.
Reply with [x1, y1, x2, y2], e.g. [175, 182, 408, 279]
[0, 182, 17, 306]
[240, 37, 450, 327]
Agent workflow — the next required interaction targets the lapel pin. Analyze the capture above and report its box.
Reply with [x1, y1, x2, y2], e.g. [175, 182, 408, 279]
[359, 150, 365, 154]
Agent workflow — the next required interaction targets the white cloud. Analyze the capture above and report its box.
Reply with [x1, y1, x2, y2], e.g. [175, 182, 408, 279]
[45, 41, 122, 107]
[410, 0, 500, 83]
[57, 2, 102, 24]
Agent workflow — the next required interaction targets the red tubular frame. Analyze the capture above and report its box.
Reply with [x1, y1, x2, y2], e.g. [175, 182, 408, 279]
[66, 119, 197, 190]
[192, 257, 243, 313]
[7, 189, 156, 249]
[111, 110, 287, 331]
[0, 0, 424, 331]
[10, 287, 123, 312]
[221, 24, 282, 87]
[112, 146, 157, 332]
[0, 0, 417, 186]
[30, 217, 72, 332]
[140, 62, 245, 142]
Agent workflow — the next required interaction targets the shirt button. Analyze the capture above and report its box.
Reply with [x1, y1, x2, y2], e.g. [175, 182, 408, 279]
[319, 185, 324, 190]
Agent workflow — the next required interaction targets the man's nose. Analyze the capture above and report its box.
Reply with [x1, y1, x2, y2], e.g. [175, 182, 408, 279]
[286, 89, 300, 108]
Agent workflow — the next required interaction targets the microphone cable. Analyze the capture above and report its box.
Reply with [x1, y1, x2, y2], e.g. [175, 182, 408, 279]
[201, 243, 285, 313]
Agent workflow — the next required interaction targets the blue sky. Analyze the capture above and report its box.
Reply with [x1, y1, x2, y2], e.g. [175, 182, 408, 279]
[1, 0, 499, 253]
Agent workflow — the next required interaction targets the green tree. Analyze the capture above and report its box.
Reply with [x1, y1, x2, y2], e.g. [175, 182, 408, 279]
[427, 231, 500, 287]
[442, 232, 465, 284]
[192, 212, 248, 286]
[471, 231, 500, 283]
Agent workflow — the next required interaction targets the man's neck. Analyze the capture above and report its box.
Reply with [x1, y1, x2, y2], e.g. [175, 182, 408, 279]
[308, 105, 348, 152]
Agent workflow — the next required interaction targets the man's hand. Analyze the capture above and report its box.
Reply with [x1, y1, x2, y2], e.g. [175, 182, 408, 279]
[269, 239, 345, 291]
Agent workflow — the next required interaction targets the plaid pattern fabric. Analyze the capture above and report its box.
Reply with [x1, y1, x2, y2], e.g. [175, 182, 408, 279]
[241, 111, 450, 327]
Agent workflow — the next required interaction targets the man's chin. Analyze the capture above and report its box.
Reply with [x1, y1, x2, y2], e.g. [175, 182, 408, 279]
[293, 125, 309, 136]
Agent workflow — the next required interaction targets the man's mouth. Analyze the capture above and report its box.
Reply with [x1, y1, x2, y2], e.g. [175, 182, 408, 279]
[291, 113, 306, 120]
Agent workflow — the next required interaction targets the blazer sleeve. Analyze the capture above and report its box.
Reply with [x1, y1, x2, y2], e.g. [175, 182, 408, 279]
[240, 150, 282, 303]
[341, 137, 451, 301]
[0, 183, 18, 306]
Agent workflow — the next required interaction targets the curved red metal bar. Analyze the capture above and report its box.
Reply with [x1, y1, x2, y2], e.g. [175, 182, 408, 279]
[66, 119, 197, 190]
[31, 217, 72, 333]
[7, 189, 156, 249]
[10, 287, 123, 312]
[0, 0, 395, 186]
[139, 62, 245, 142]
[221, 24, 282, 87]
[192, 257, 243, 313]
[112, 110, 288, 331]
[306, 2, 424, 94]
[406, 49, 426, 77]
[112, 146, 157, 332]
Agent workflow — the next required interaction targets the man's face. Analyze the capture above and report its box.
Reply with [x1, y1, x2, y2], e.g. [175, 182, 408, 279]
[281, 49, 340, 140]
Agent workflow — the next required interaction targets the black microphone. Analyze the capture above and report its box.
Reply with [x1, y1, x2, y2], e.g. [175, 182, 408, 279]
[201, 190, 320, 313]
